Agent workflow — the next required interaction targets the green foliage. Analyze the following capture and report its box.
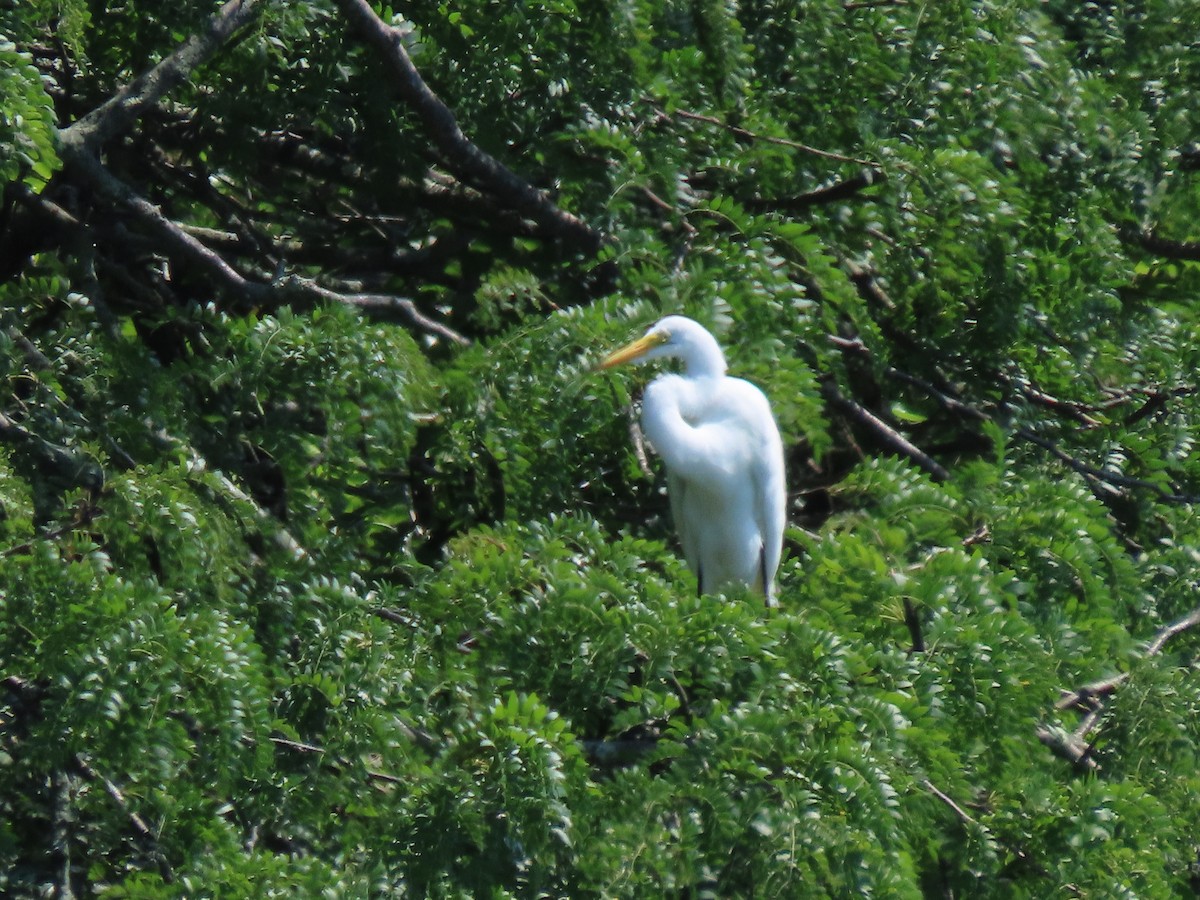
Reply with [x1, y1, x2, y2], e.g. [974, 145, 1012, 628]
[4, 0, 1200, 895]
[0, 37, 59, 190]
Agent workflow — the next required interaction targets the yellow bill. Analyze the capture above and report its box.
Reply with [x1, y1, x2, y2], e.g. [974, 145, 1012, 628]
[598, 331, 668, 369]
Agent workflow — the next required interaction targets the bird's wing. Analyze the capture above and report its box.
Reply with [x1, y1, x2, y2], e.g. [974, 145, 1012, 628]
[666, 470, 700, 590]
[740, 385, 786, 600]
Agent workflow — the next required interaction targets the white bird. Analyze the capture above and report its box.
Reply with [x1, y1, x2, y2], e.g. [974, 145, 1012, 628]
[600, 316, 786, 606]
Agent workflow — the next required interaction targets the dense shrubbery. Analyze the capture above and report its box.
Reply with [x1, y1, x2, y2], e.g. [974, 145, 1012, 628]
[3, 0, 1200, 895]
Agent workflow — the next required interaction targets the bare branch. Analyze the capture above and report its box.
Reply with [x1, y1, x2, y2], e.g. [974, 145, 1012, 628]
[820, 379, 950, 481]
[844, 0, 908, 9]
[150, 427, 308, 561]
[1055, 674, 1127, 712]
[922, 779, 978, 828]
[1035, 724, 1100, 772]
[331, 0, 602, 252]
[66, 154, 469, 344]
[1146, 603, 1200, 656]
[1126, 227, 1200, 262]
[278, 276, 470, 346]
[74, 755, 174, 883]
[1048, 602, 1200, 769]
[627, 403, 654, 480]
[669, 106, 880, 169]
[59, 0, 265, 154]
[0, 409, 105, 490]
[922, 778, 1037, 868]
[69, 151, 260, 296]
[749, 169, 885, 213]
[902, 597, 925, 653]
[1013, 426, 1200, 504]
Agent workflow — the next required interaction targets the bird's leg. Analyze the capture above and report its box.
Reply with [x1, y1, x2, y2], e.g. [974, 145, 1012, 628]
[759, 545, 774, 610]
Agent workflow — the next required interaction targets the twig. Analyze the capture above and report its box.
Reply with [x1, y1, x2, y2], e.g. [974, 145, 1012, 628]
[151, 428, 308, 561]
[65, 155, 469, 345]
[748, 169, 885, 213]
[922, 778, 1036, 866]
[628, 404, 654, 480]
[1055, 674, 1127, 712]
[268, 736, 325, 755]
[59, 0, 265, 154]
[278, 276, 470, 346]
[0, 409, 104, 490]
[844, 0, 909, 9]
[669, 107, 880, 169]
[1146, 603, 1200, 656]
[1035, 724, 1100, 772]
[332, 0, 602, 252]
[52, 770, 76, 900]
[902, 597, 925, 653]
[1049, 602, 1200, 767]
[834, 331, 1200, 504]
[842, 261, 897, 311]
[820, 379, 950, 481]
[74, 754, 174, 883]
[922, 779, 978, 827]
[1125, 227, 1200, 262]
[1053, 603, 1200, 711]
[1016, 384, 1101, 428]
[1013, 426, 1200, 504]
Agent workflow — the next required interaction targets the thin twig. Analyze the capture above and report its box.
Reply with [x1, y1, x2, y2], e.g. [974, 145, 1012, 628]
[65, 155, 470, 345]
[60, 0, 265, 153]
[844, 0, 909, 9]
[923, 778, 1038, 867]
[1125, 227, 1200, 262]
[820, 379, 950, 481]
[332, 0, 602, 251]
[922, 779, 978, 827]
[1014, 426, 1200, 504]
[670, 107, 880, 169]
[748, 169, 885, 213]
[74, 754, 174, 882]
[902, 597, 925, 653]
[1146, 604, 1200, 656]
[628, 404, 654, 480]
[279, 276, 469, 346]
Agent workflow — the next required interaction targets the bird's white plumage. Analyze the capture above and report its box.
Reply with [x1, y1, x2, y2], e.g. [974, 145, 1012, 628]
[600, 316, 786, 605]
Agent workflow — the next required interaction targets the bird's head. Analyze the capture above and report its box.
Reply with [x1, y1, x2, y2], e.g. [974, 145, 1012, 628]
[599, 316, 727, 377]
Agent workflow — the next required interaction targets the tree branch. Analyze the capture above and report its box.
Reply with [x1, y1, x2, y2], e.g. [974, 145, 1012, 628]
[278, 276, 470, 345]
[1046, 601, 1200, 771]
[52, 770, 77, 900]
[902, 597, 925, 653]
[331, 0, 602, 252]
[65, 153, 469, 344]
[668, 106, 880, 168]
[1125, 227, 1200, 262]
[0, 409, 105, 490]
[1146, 603, 1200, 656]
[922, 778, 1037, 868]
[74, 754, 174, 883]
[748, 169, 885, 213]
[1035, 724, 1100, 772]
[820, 378, 950, 481]
[1012, 426, 1200, 504]
[59, 0, 265, 154]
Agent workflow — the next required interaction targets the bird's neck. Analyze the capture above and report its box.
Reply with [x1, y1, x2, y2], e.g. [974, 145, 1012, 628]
[681, 338, 727, 379]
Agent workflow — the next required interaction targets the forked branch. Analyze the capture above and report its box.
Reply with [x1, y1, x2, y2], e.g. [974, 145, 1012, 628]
[332, 0, 602, 252]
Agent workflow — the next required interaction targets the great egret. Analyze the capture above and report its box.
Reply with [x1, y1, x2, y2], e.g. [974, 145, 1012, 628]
[600, 316, 786, 606]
